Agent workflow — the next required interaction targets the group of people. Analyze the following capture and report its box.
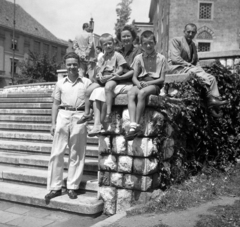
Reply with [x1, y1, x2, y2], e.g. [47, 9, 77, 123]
[44, 22, 227, 203]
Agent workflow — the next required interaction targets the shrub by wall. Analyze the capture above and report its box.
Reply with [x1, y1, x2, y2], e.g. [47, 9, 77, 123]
[156, 62, 240, 188]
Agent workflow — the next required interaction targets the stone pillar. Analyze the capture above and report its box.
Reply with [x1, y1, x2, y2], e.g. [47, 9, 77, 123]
[56, 69, 67, 81]
[98, 106, 175, 215]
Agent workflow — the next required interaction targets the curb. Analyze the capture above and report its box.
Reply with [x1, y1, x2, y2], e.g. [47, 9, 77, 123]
[90, 212, 126, 227]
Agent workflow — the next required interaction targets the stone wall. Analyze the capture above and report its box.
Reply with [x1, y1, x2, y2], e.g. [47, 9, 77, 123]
[169, 0, 240, 52]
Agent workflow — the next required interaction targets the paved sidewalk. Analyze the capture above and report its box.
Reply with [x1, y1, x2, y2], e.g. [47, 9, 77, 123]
[0, 200, 107, 227]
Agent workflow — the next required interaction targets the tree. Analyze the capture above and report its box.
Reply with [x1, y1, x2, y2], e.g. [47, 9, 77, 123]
[17, 51, 60, 83]
[114, 0, 133, 36]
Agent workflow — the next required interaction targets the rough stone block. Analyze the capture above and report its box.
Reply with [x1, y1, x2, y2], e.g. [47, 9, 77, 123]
[116, 189, 132, 213]
[162, 138, 175, 160]
[102, 107, 123, 135]
[118, 156, 133, 173]
[124, 174, 152, 191]
[122, 107, 164, 136]
[110, 173, 123, 187]
[112, 136, 127, 155]
[165, 123, 174, 137]
[98, 136, 111, 154]
[99, 155, 117, 171]
[132, 190, 152, 204]
[99, 186, 116, 215]
[133, 158, 158, 175]
[127, 137, 158, 157]
[99, 171, 110, 186]
[152, 172, 161, 189]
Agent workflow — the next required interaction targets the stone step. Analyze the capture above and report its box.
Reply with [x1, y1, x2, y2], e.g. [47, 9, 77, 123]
[0, 151, 98, 173]
[0, 109, 51, 115]
[0, 130, 98, 144]
[0, 115, 51, 122]
[0, 97, 53, 103]
[0, 92, 52, 98]
[0, 122, 51, 131]
[0, 182, 103, 215]
[0, 165, 98, 192]
[0, 103, 52, 109]
[0, 140, 98, 157]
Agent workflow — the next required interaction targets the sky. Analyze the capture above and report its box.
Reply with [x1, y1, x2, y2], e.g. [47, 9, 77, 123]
[10, 0, 151, 41]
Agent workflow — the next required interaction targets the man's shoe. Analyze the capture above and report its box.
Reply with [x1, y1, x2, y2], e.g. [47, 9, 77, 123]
[45, 190, 62, 204]
[67, 189, 78, 199]
[207, 95, 228, 108]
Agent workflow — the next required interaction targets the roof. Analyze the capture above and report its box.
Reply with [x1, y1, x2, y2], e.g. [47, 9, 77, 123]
[0, 0, 67, 46]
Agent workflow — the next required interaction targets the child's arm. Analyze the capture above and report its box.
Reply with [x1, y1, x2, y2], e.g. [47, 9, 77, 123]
[110, 69, 134, 81]
[132, 66, 142, 89]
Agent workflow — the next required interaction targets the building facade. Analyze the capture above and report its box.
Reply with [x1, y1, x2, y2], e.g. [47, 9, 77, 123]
[0, 0, 68, 87]
[149, 0, 240, 57]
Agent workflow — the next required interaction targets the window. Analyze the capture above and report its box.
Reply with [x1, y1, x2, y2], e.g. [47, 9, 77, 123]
[10, 59, 18, 74]
[199, 2, 212, 19]
[43, 44, 49, 55]
[198, 42, 211, 52]
[52, 46, 58, 60]
[34, 41, 41, 54]
[11, 39, 18, 50]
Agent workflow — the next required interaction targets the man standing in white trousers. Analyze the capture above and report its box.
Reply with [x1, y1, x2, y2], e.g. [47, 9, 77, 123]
[45, 52, 92, 204]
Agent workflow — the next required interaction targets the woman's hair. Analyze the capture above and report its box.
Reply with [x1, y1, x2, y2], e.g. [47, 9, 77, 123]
[96, 46, 103, 52]
[116, 24, 137, 41]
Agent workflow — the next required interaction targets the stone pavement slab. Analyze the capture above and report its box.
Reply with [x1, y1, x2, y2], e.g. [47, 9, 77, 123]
[6, 216, 54, 227]
[5, 206, 28, 215]
[0, 210, 21, 224]
[0, 201, 13, 211]
[24, 207, 49, 219]
[0, 200, 107, 227]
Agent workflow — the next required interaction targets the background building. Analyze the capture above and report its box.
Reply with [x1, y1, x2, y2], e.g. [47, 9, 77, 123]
[149, 0, 240, 57]
[0, 0, 68, 87]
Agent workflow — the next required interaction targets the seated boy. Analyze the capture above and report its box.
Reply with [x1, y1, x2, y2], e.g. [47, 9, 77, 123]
[126, 30, 168, 140]
[78, 33, 132, 124]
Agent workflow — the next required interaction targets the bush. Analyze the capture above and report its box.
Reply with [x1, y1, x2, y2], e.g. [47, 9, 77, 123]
[156, 62, 240, 188]
[17, 51, 60, 83]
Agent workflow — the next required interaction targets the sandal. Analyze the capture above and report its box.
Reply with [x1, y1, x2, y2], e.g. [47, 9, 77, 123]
[104, 113, 112, 123]
[77, 114, 93, 124]
[125, 123, 142, 141]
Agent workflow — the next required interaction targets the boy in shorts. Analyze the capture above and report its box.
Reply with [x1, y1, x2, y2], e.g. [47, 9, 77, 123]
[126, 30, 168, 140]
[78, 33, 132, 124]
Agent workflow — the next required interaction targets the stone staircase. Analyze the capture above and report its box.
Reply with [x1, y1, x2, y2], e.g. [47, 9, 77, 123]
[0, 84, 103, 215]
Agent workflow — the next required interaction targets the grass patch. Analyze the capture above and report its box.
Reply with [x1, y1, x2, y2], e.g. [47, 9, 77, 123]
[195, 200, 240, 227]
[127, 163, 240, 216]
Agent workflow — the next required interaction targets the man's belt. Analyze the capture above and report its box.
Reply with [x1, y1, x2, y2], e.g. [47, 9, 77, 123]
[59, 106, 84, 111]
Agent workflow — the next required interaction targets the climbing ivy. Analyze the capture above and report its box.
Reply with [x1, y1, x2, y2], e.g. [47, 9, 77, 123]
[156, 62, 240, 189]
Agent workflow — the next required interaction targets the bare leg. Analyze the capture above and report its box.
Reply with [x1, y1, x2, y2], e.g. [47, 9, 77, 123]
[127, 86, 139, 123]
[105, 80, 117, 115]
[136, 86, 157, 124]
[92, 101, 101, 128]
[84, 83, 100, 115]
[100, 103, 107, 124]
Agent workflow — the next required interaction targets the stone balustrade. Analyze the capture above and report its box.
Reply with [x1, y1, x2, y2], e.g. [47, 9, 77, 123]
[2, 82, 55, 93]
